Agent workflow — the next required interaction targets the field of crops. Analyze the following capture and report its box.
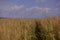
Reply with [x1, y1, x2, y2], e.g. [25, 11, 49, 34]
[0, 16, 60, 40]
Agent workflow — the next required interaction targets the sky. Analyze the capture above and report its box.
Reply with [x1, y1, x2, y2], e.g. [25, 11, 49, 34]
[0, 0, 60, 18]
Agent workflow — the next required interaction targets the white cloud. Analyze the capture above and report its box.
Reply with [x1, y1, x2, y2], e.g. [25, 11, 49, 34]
[0, 5, 25, 11]
[43, 7, 51, 13]
[10, 5, 24, 10]
[26, 7, 42, 11]
[26, 7, 51, 13]
[0, 5, 51, 14]
[0, 4, 59, 18]
[0, 5, 26, 17]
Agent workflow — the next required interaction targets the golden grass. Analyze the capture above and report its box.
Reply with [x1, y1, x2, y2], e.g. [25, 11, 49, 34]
[0, 16, 60, 40]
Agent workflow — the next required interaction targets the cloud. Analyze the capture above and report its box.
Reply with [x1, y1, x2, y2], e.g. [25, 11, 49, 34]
[10, 5, 24, 10]
[0, 5, 25, 11]
[0, 5, 26, 17]
[43, 7, 51, 13]
[0, 4, 60, 18]
[26, 7, 42, 11]
[26, 7, 51, 13]
[0, 5, 51, 13]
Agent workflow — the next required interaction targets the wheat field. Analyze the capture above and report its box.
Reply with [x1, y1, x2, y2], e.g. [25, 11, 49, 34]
[0, 16, 60, 40]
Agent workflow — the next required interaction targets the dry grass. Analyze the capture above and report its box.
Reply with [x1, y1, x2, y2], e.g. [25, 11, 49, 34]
[0, 16, 60, 40]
